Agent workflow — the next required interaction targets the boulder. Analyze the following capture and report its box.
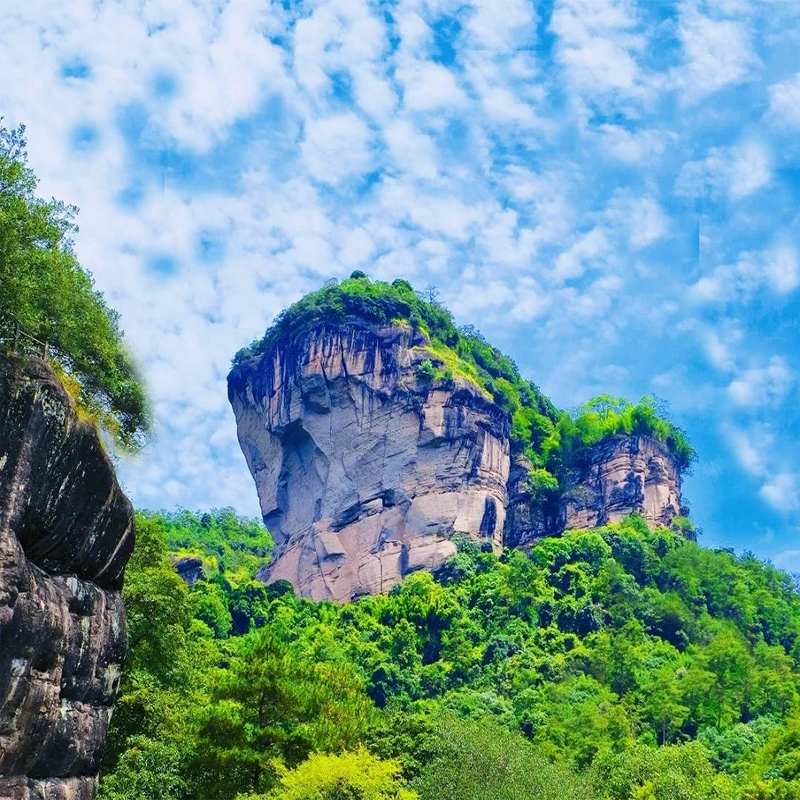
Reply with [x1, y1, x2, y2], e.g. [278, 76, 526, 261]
[0, 355, 134, 800]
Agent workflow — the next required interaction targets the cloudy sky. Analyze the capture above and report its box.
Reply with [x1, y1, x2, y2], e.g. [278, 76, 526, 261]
[3, 0, 799, 567]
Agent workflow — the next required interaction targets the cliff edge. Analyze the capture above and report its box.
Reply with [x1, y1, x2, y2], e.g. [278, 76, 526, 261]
[229, 321, 509, 602]
[0, 354, 134, 800]
[228, 276, 690, 602]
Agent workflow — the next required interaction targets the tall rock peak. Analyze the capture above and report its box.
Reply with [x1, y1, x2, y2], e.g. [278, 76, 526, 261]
[229, 321, 510, 602]
[230, 281, 689, 602]
[0, 354, 134, 800]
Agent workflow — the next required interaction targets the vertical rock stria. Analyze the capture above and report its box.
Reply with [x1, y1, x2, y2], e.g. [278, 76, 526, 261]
[230, 319, 687, 601]
[228, 322, 511, 602]
[0, 355, 134, 800]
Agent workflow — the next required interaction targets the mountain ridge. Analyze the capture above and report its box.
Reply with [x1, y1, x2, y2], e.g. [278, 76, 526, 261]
[228, 276, 691, 601]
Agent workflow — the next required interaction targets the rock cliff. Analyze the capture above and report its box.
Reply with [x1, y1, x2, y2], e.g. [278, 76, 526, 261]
[562, 435, 684, 531]
[230, 318, 686, 602]
[228, 322, 510, 602]
[0, 354, 134, 800]
[504, 435, 685, 548]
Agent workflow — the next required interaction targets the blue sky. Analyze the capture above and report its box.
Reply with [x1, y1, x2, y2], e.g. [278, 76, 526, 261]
[2, 0, 799, 567]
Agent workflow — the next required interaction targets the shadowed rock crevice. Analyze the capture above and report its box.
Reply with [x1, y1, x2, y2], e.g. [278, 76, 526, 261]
[0, 355, 134, 800]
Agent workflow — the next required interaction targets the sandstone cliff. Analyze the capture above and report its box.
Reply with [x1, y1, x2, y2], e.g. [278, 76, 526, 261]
[562, 435, 683, 531]
[228, 322, 510, 602]
[230, 319, 686, 602]
[504, 435, 685, 548]
[0, 354, 134, 800]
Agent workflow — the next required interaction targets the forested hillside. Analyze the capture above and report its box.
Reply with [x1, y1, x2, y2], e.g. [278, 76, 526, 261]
[100, 511, 800, 800]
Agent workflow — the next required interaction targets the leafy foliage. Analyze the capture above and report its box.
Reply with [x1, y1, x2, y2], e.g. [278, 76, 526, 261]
[101, 511, 800, 800]
[0, 122, 150, 449]
[241, 749, 418, 800]
[410, 714, 593, 800]
[139, 508, 274, 588]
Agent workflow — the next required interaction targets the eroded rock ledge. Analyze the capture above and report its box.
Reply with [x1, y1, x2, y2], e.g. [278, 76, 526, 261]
[505, 435, 685, 548]
[0, 355, 134, 800]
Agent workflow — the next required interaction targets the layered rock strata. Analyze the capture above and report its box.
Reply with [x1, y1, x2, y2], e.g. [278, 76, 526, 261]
[228, 322, 510, 602]
[0, 354, 134, 800]
[562, 434, 683, 530]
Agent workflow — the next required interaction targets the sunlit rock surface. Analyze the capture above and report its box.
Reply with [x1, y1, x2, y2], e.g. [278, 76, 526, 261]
[228, 322, 510, 602]
[230, 322, 686, 601]
[0, 355, 134, 800]
[562, 435, 684, 530]
[504, 435, 685, 548]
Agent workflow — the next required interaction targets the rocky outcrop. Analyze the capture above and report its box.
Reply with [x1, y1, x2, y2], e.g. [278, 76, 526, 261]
[228, 322, 510, 602]
[503, 454, 563, 548]
[562, 435, 683, 530]
[230, 320, 687, 601]
[504, 435, 685, 548]
[170, 555, 205, 586]
[0, 354, 134, 800]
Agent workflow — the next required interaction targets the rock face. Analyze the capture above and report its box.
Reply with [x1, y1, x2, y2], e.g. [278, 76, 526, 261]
[562, 435, 683, 530]
[230, 321, 686, 602]
[170, 555, 206, 586]
[504, 435, 685, 548]
[0, 354, 134, 800]
[228, 322, 510, 602]
[503, 454, 563, 549]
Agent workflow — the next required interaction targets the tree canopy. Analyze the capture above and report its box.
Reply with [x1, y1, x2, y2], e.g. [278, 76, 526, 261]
[100, 510, 800, 800]
[0, 122, 150, 450]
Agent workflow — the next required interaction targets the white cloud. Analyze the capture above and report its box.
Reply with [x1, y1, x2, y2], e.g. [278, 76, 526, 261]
[725, 424, 770, 477]
[552, 227, 611, 282]
[701, 327, 740, 372]
[676, 141, 772, 202]
[773, 547, 800, 571]
[690, 242, 799, 303]
[551, 0, 649, 100]
[676, 9, 758, 102]
[301, 113, 374, 184]
[596, 125, 669, 165]
[722, 421, 799, 516]
[292, 0, 396, 121]
[396, 61, 468, 112]
[606, 194, 668, 249]
[768, 72, 800, 127]
[728, 356, 793, 407]
[464, 0, 537, 50]
[384, 120, 439, 178]
[763, 244, 800, 293]
[760, 473, 800, 514]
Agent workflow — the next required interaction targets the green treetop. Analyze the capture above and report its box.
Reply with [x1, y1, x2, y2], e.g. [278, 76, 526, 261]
[0, 122, 150, 450]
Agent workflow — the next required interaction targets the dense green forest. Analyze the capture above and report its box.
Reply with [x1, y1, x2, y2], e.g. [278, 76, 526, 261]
[100, 510, 800, 800]
[232, 275, 695, 497]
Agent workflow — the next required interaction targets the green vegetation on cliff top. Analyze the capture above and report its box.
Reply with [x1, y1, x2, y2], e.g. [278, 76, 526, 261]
[0, 123, 150, 450]
[232, 273, 695, 475]
[101, 511, 800, 800]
